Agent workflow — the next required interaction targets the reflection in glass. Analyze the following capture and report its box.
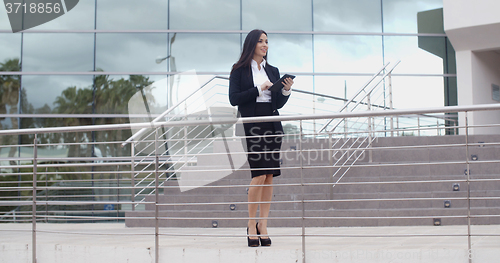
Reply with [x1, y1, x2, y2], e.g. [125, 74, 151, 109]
[25, 75, 94, 157]
[383, 0, 443, 33]
[97, 74, 169, 157]
[267, 34, 312, 73]
[22, 75, 93, 113]
[0, 34, 21, 67]
[97, 0, 168, 30]
[0, 73, 20, 127]
[96, 34, 168, 72]
[384, 36, 444, 74]
[0, 73, 20, 164]
[314, 0, 382, 32]
[314, 35, 383, 73]
[169, 34, 240, 72]
[170, 0, 239, 30]
[22, 34, 94, 72]
[94, 122, 133, 157]
[95, 74, 160, 114]
[242, 0, 312, 31]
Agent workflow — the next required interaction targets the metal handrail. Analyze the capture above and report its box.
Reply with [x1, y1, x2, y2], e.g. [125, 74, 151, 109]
[1, 104, 500, 136]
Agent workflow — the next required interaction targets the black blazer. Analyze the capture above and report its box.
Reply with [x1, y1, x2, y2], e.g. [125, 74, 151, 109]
[229, 63, 290, 134]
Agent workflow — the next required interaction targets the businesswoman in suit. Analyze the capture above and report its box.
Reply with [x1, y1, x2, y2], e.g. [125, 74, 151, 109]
[229, 29, 294, 247]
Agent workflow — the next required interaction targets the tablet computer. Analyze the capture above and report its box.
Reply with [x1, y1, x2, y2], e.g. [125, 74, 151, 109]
[269, 74, 295, 92]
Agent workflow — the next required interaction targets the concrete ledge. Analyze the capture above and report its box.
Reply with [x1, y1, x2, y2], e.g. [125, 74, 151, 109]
[1, 223, 499, 263]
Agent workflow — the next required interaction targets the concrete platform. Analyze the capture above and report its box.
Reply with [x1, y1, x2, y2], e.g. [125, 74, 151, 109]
[1, 223, 499, 263]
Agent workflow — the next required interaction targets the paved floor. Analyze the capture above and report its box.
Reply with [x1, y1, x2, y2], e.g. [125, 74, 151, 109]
[1, 223, 499, 263]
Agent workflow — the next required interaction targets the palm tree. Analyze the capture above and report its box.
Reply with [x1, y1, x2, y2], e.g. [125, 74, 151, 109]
[53, 86, 93, 157]
[94, 74, 153, 157]
[0, 58, 21, 164]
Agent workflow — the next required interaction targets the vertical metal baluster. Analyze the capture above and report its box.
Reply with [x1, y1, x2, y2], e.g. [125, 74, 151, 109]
[437, 119, 440, 136]
[131, 145, 135, 211]
[45, 167, 48, 224]
[328, 133, 334, 205]
[155, 128, 160, 263]
[367, 92, 373, 163]
[299, 120, 306, 263]
[313, 94, 316, 133]
[117, 165, 120, 222]
[465, 112, 472, 263]
[396, 117, 400, 136]
[417, 116, 421, 136]
[388, 72, 394, 137]
[32, 134, 37, 263]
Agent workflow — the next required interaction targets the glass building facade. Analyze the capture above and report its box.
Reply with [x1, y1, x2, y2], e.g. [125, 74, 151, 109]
[0, 0, 456, 158]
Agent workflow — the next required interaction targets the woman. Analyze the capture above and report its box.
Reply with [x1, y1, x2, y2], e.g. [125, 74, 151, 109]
[229, 29, 294, 247]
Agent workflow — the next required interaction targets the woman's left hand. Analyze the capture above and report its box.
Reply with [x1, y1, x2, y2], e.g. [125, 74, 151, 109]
[282, 77, 294, 91]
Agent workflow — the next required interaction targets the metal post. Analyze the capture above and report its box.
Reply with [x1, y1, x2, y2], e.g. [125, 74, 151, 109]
[117, 165, 120, 222]
[437, 119, 440, 136]
[417, 116, 421, 136]
[396, 117, 400, 136]
[367, 92, 373, 163]
[344, 80, 348, 138]
[388, 73, 394, 137]
[299, 120, 306, 263]
[344, 106, 348, 138]
[32, 134, 37, 263]
[45, 167, 48, 223]
[328, 133, 334, 205]
[154, 129, 160, 263]
[184, 102, 188, 158]
[131, 145, 135, 211]
[313, 95, 316, 133]
[464, 112, 472, 263]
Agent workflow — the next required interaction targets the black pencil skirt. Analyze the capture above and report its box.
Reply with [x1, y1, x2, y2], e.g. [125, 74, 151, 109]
[245, 102, 283, 178]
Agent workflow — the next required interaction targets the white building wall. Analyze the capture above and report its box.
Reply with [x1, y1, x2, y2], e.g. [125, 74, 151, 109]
[444, 0, 500, 32]
[444, 0, 500, 134]
[469, 51, 500, 134]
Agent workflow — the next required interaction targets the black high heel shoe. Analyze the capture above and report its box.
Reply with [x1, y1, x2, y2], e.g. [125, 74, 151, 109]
[256, 223, 272, 246]
[247, 227, 259, 247]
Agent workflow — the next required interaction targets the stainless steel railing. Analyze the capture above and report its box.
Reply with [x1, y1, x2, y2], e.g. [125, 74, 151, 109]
[0, 104, 499, 263]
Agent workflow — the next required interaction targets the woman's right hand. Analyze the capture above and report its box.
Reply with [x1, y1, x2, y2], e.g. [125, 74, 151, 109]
[260, 80, 273, 91]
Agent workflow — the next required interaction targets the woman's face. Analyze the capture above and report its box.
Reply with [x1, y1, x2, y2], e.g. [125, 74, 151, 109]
[253, 33, 268, 61]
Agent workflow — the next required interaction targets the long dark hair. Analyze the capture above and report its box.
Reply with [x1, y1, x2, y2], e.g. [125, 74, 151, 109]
[231, 29, 268, 74]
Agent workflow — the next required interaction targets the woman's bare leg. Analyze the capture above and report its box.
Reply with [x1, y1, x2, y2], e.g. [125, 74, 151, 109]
[257, 174, 273, 237]
[248, 174, 266, 239]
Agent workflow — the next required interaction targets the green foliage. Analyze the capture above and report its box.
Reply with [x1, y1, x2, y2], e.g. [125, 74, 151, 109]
[1, 58, 156, 215]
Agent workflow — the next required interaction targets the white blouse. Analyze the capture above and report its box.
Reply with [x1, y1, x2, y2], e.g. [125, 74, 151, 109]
[251, 59, 291, 103]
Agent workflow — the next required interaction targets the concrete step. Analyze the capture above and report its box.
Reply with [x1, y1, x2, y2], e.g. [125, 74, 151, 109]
[174, 135, 500, 172]
[126, 135, 500, 228]
[125, 207, 500, 228]
[145, 192, 328, 211]
[143, 188, 500, 212]
[157, 181, 465, 200]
